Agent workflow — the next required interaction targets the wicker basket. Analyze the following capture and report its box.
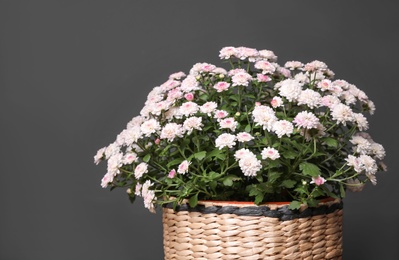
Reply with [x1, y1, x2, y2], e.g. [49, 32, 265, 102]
[162, 198, 343, 260]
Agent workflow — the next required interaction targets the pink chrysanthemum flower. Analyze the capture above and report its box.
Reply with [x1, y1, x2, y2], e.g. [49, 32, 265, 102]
[261, 147, 280, 160]
[293, 111, 320, 129]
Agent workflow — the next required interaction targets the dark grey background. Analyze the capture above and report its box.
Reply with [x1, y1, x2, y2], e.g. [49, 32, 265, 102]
[1, 1, 398, 259]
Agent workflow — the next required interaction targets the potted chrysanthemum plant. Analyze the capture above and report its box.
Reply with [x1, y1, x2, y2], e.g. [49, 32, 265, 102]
[94, 46, 386, 259]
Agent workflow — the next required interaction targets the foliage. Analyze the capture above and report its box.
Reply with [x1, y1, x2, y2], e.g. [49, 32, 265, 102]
[94, 46, 387, 212]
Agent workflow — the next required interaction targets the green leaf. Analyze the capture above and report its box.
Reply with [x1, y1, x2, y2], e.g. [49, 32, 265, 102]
[323, 137, 338, 148]
[268, 171, 282, 183]
[194, 151, 207, 161]
[288, 200, 301, 210]
[206, 149, 226, 160]
[166, 158, 183, 168]
[282, 150, 297, 159]
[299, 162, 321, 177]
[245, 124, 251, 132]
[254, 193, 264, 205]
[209, 181, 217, 192]
[229, 95, 240, 102]
[339, 183, 346, 198]
[189, 193, 198, 208]
[248, 186, 260, 197]
[222, 175, 241, 186]
[281, 179, 296, 188]
[143, 154, 151, 163]
[199, 94, 209, 101]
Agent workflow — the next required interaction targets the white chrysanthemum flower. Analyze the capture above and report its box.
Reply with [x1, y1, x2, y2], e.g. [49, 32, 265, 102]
[359, 155, 378, 175]
[297, 89, 321, 109]
[200, 101, 218, 115]
[278, 79, 303, 102]
[169, 71, 186, 80]
[293, 111, 320, 129]
[177, 160, 191, 174]
[213, 81, 231, 92]
[122, 126, 142, 146]
[320, 95, 341, 108]
[141, 180, 152, 196]
[167, 88, 183, 102]
[123, 152, 138, 164]
[134, 162, 148, 179]
[238, 153, 262, 177]
[127, 116, 145, 128]
[331, 103, 354, 125]
[183, 117, 203, 134]
[294, 72, 309, 84]
[140, 105, 152, 118]
[317, 79, 332, 92]
[254, 60, 276, 74]
[190, 62, 217, 75]
[160, 123, 184, 142]
[366, 100, 376, 115]
[135, 183, 142, 196]
[179, 101, 199, 116]
[366, 173, 377, 185]
[228, 68, 247, 76]
[94, 147, 106, 165]
[104, 142, 120, 159]
[252, 105, 277, 131]
[231, 71, 252, 86]
[142, 180, 156, 213]
[140, 119, 161, 137]
[215, 133, 236, 149]
[340, 91, 356, 105]
[346, 155, 363, 173]
[160, 79, 181, 92]
[257, 73, 272, 82]
[272, 120, 294, 138]
[346, 178, 365, 192]
[370, 142, 386, 160]
[353, 113, 369, 131]
[107, 152, 123, 177]
[164, 107, 181, 120]
[180, 75, 200, 92]
[219, 117, 238, 132]
[219, 46, 237, 59]
[303, 60, 328, 72]
[146, 86, 163, 99]
[236, 132, 254, 142]
[145, 93, 163, 105]
[277, 67, 292, 78]
[332, 79, 350, 90]
[350, 135, 372, 155]
[101, 173, 113, 188]
[258, 49, 277, 61]
[213, 67, 228, 75]
[261, 147, 280, 160]
[329, 84, 343, 97]
[270, 96, 283, 108]
[235, 46, 259, 61]
[234, 148, 252, 160]
[214, 110, 229, 120]
[284, 61, 304, 70]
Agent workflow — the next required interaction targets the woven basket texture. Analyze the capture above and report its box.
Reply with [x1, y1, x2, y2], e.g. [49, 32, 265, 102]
[163, 199, 343, 260]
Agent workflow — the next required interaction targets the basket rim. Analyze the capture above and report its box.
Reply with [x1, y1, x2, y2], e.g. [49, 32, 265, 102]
[163, 197, 342, 221]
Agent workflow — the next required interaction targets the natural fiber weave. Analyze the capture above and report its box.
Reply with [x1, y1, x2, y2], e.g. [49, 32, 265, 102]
[163, 199, 343, 260]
